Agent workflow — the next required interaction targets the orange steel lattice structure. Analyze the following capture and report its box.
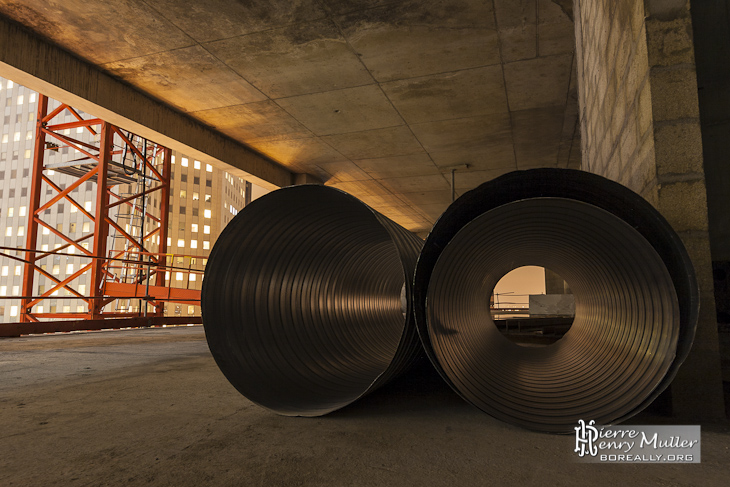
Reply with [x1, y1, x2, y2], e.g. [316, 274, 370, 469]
[1, 94, 201, 335]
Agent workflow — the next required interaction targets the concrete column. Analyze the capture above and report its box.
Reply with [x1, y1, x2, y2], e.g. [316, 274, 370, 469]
[575, 0, 725, 419]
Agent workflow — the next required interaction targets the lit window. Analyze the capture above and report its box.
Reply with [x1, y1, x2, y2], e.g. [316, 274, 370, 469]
[79, 284, 86, 294]
[180, 190, 186, 199]
[190, 273, 197, 282]
[51, 289, 59, 296]
[37, 305, 43, 313]
[204, 225, 210, 234]
[191, 223, 198, 232]
[165, 271, 170, 281]
[13, 132, 20, 142]
[167, 237, 172, 246]
[63, 129, 70, 135]
[68, 246, 75, 255]
[63, 306, 71, 313]
[0, 286, 5, 295]
[42, 226, 50, 235]
[203, 241, 210, 250]
[14, 266, 21, 276]
[81, 242, 89, 250]
[41, 244, 48, 251]
[181, 158, 188, 167]
[66, 264, 74, 274]
[84, 201, 92, 211]
[12, 286, 19, 295]
[190, 240, 198, 249]
[5, 227, 11, 237]
[30, 93, 36, 103]
[52, 265, 60, 275]
[48, 170, 55, 175]
[17, 226, 24, 237]
[16, 95, 23, 104]
[194, 160, 201, 170]
[206, 164, 212, 172]
[1, 266, 7, 276]
[6, 80, 13, 88]
[177, 239, 185, 248]
[205, 194, 212, 202]
[7, 208, 13, 217]
[171, 155, 176, 164]
[192, 192, 199, 201]
[204, 209, 211, 219]
[176, 272, 183, 281]
[188, 305, 195, 314]
[10, 306, 18, 317]
[77, 127, 84, 134]
[19, 206, 26, 216]
[24, 149, 31, 159]
[83, 222, 90, 233]
[77, 305, 84, 312]
[70, 205, 77, 213]
[26, 131, 32, 140]
[1, 134, 7, 143]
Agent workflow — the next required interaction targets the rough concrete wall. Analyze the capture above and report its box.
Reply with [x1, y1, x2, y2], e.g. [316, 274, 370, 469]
[574, 0, 724, 419]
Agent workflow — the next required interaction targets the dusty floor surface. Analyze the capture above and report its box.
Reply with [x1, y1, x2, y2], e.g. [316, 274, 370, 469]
[1, 326, 728, 486]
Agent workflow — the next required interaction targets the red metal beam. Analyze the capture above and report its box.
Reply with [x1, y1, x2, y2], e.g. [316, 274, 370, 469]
[103, 282, 200, 304]
[0, 316, 202, 338]
[90, 122, 112, 318]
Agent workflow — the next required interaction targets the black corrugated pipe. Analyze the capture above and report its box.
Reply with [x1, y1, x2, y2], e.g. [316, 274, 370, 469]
[202, 185, 423, 416]
[413, 169, 698, 433]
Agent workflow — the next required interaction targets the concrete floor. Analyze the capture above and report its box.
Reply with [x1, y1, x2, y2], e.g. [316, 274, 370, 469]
[1, 326, 729, 486]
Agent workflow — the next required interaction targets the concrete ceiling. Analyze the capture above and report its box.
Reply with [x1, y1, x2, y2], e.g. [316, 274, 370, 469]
[0, 0, 580, 235]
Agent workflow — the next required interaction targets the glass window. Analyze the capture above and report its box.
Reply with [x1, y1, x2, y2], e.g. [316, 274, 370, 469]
[204, 209, 211, 219]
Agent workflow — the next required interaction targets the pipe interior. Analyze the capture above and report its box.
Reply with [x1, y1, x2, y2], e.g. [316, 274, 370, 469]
[426, 198, 680, 432]
[202, 186, 414, 416]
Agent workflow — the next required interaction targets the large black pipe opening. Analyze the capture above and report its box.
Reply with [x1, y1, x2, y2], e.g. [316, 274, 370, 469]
[202, 185, 423, 416]
[414, 169, 698, 433]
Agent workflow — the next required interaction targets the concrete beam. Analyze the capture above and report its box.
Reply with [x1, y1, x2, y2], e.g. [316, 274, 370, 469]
[0, 14, 294, 190]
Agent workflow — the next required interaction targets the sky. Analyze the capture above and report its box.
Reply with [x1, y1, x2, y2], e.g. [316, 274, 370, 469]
[492, 266, 546, 309]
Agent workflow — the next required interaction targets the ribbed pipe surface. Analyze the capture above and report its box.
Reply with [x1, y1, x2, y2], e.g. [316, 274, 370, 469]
[414, 169, 698, 433]
[202, 185, 423, 416]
